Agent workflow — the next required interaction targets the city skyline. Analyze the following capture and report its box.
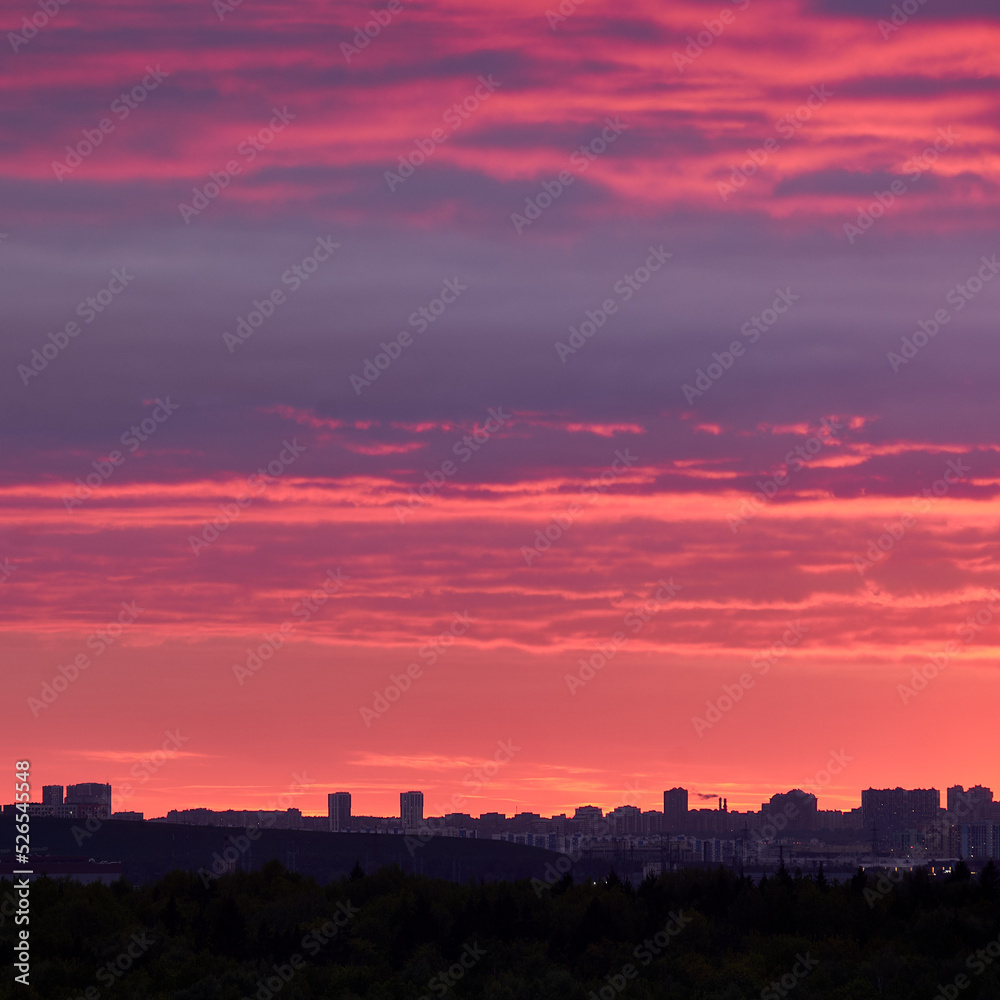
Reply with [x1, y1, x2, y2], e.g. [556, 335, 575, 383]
[12, 778, 1000, 863]
[14, 771, 998, 824]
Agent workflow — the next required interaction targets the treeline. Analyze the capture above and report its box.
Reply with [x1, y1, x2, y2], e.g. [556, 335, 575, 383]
[3, 860, 1000, 999]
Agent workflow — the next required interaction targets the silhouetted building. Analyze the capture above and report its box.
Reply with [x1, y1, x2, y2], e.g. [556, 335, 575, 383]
[643, 810, 665, 835]
[2, 803, 78, 819]
[949, 785, 994, 822]
[764, 790, 818, 830]
[685, 807, 740, 836]
[573, 805, 603, 833]
[42, 785, 63, 806]
[478, 812, 506, 833]
[165, 807, 304, 829]
[328, 792, 351, 832]
[65, 783, 112, 820]
[608, 804, 641, 836]
[862, 787, 904, 841]
[906, 788, 940, 826]
[664, 788, 688, 830]
[961, 823, 1000, 860]
[862, 787, 940, 845]
[513, 811, 543, 826]
[400, 791, 423, 828]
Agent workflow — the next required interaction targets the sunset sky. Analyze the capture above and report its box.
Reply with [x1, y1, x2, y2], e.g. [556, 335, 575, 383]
[3, 0, 1000, 820]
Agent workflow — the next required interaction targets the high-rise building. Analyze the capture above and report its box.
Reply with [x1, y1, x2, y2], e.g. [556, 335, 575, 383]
[862, 787, 940, 843]
[948, 785, 994, 822]
[607, 804, 641, 836]
[961, 823, 1000, 860]
[947, 785, 965, 815]
[42, 785, 64, 806]
[65, 783, 112, 820]
[400, 791, 423, 828]
[572, 805, 603, 833]
[642, 810, 665, 835]
[862, 788, 905, 840]
[328, 792, 351, 832]
[906, 788, 940, 827]
[664, 788, 688, 830]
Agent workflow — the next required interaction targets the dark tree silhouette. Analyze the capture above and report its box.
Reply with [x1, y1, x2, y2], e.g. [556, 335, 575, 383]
[4, 859, 998, 999]
[951, 858, 972, 882]
[979, 859, 999, 899]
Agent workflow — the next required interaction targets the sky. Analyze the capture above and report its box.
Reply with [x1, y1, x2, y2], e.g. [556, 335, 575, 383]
[3, 0, 1000, 821]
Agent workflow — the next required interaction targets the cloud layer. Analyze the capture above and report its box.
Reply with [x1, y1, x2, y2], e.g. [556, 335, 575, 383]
[3, 0, 999, 817]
